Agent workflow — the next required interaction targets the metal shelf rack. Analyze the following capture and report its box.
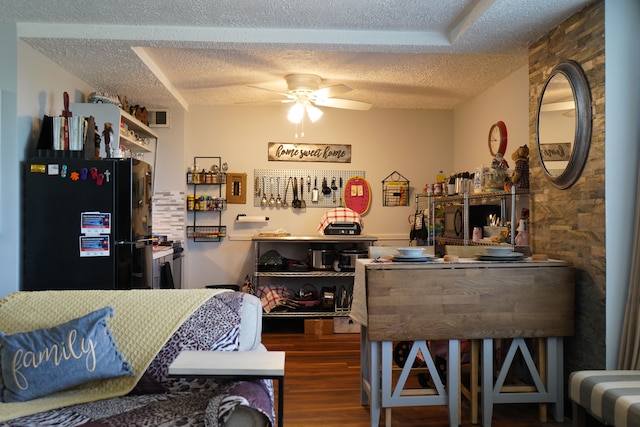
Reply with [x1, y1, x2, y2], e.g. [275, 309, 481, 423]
[416, 187, 529, 249]
[187, 156, 226, 242]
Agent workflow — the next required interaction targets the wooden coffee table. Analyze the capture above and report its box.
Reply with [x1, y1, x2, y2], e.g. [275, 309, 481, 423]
[169, 350, 285, 427]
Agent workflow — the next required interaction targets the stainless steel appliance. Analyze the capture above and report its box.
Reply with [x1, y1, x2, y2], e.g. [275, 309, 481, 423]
[324, 222, 361, 235]
[444, 204, 464, 239]
[172, 242, 184, 289]
[334, 248, 368, 272]
[22, 157, 154, 290]
[309, 247, 335, 270]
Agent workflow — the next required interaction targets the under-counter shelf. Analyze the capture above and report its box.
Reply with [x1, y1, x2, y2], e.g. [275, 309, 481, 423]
[264, 310, 352, 318]
[256, 271, 355, 278]
[252, 235, 377, 322]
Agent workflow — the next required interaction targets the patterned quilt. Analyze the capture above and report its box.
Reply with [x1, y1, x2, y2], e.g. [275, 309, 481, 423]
[0, 291, 274, 427]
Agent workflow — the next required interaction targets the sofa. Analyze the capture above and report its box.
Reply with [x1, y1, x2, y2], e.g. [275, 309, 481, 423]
[569, 370, 640, 427]
[0, 289, 273, 427]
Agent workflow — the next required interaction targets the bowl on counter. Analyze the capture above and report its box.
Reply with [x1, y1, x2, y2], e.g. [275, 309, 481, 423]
[483, 246, 513, 256]
[396, 247, 426, 257]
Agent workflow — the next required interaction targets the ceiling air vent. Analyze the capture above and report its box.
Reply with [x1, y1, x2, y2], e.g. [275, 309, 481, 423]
[148, 109, 170, 128]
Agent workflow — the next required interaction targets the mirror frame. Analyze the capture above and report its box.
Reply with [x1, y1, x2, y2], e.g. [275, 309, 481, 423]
[536, 60, 592, 189]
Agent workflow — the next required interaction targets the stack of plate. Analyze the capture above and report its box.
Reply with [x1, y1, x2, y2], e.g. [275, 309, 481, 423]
[392, 247, 435, 263]
[477, 246, 525, 261]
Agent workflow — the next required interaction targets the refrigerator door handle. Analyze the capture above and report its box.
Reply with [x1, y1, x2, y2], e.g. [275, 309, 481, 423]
[116, 238, 154, 249]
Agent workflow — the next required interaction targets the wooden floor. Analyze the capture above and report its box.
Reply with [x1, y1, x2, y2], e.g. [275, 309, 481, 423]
[262, 328, 576, 427]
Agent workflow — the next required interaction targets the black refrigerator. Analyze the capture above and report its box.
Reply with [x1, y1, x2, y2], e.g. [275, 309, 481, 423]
[22, 157, 153, 290]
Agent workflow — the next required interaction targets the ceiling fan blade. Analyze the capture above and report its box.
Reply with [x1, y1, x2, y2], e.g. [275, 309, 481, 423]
[314, 97, 372, 111]
[247, 85, 293, 99]
[314, 84, 352, 99]
[235, 99, 294, 106]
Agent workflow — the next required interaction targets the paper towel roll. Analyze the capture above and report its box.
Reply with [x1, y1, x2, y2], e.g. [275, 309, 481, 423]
[235, 215, 269, 222]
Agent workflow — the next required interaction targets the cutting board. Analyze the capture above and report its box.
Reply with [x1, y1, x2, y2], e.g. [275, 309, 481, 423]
[344, 176, 371, 215]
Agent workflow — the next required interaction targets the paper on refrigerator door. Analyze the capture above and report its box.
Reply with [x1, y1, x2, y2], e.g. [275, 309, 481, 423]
[79, 235, 110, 257]
[81, 212, 111, 235]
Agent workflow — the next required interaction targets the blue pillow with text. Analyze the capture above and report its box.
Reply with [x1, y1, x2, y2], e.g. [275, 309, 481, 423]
[0, 306, 134, 402]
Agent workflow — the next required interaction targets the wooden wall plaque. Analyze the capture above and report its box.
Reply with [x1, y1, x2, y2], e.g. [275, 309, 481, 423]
[226, 173, 247, 204]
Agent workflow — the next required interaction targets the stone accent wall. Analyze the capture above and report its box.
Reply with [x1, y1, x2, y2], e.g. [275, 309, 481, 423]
[529, 0, 605, 373]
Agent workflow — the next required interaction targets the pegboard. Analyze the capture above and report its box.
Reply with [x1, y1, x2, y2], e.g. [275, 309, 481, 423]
[253, 169, 365, 209]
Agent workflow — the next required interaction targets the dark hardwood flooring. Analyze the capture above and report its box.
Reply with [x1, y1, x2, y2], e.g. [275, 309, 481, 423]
[262, 325, 578, 427]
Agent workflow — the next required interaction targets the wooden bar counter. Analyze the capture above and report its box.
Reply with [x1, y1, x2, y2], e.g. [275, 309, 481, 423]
[351, 257, 575, 427]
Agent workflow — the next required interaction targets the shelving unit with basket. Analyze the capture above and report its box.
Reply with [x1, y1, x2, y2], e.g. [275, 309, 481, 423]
[186, 156, 226, 242]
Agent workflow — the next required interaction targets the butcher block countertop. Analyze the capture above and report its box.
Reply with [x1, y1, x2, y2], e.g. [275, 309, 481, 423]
[351, 258, 575, 342]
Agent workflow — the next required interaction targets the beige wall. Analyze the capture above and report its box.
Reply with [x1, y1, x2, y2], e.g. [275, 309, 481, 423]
[181, 106, 455, 287]
[454, 65, 530, 173]
[174, 62, 530, 289]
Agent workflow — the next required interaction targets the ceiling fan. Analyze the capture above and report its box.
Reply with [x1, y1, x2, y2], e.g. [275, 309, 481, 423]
[250, 74, 372, 124]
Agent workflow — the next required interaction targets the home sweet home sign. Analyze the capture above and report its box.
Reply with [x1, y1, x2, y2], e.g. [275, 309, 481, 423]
[268, 142, 351, 163]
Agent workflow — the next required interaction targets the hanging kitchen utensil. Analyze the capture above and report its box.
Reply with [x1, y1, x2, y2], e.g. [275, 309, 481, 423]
[322, 177, 331, 195]
[307, 176, 311, 193]
[292, 177, 301, 208]
[331, 177, 337, 203]
[300, 177, 306, 208]
[261, 176, 268, 206]
[312, 176, 319, 202]
[282, 177, 291, 208]
[268, 177, 276, 207]
[255, 176, 260, 196]
[276, 177, 282, 208]
[338, 177, 344, 207]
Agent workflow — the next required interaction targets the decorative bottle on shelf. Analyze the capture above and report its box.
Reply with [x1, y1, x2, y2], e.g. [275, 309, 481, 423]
[515, 219, 529, 246]
[448, 175, 456, 195]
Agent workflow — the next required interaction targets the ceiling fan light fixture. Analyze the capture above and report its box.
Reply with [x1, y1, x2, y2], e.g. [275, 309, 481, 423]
[306, 105, 323, 123]
[287, 102, 304, 123]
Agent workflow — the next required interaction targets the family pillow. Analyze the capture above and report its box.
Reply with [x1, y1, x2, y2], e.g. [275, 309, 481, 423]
[0, 306, 134, 402]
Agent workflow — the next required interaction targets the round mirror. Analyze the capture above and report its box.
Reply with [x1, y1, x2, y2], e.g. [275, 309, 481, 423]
[536, 60, 592, 189]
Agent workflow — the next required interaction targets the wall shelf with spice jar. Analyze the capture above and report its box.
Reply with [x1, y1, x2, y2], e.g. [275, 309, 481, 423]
[186, 156, 227, 242]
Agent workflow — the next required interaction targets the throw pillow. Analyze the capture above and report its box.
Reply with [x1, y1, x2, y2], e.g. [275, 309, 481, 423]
[0, 306, 134, 402]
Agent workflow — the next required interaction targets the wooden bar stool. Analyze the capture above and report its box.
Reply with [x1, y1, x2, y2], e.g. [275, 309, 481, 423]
[460, 339, 481, 424]
[364, 338, 460, 427]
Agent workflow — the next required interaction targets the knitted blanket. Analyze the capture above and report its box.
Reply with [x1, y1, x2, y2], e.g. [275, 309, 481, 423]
[0, 289, 225, 422]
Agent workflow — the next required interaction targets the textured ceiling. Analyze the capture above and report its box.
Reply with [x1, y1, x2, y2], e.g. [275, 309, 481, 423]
[3, 0, 590, 110]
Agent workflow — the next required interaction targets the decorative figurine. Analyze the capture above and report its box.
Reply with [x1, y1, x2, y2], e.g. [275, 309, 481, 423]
[121, 95, 130, 114]
[102, 122, 114, 157]
[509, 145, 530, 189]
[491, 152, 509, 170]
[485, 152, 509, 191]
[515, 207, 530, 246]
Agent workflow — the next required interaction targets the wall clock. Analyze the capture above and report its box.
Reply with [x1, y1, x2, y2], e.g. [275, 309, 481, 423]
[488, 121, 508, 156]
